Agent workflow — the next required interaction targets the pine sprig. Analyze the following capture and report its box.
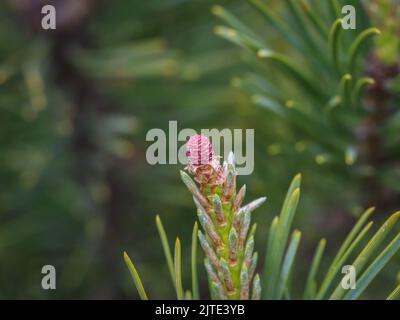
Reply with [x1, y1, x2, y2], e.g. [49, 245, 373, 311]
[181, 147, 266, 300]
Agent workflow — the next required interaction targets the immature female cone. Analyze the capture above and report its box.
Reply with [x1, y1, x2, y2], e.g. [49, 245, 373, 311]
[181, 134, 266, 300]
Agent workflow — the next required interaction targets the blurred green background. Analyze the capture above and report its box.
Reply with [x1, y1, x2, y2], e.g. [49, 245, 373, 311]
[0, 0, 399, 299]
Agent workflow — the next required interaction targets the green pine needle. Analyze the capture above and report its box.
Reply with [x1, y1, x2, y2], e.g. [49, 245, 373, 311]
[123, 251, 149, 300]
[304, 238, 326, 299]
[175, 238, 183, 300]
[339, 73, 352, 108]
[155, 215, 175, 289]
[264, 174, 301, 299]
[329, 19, 343, 74]
[191, 222, 200, 300]
[348, 28, 381, 76]
[278, 229, 302, 299]
[351, 77, 375, 106]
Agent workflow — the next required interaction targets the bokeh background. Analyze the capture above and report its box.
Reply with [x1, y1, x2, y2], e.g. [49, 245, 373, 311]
[0, 0, 399, 299]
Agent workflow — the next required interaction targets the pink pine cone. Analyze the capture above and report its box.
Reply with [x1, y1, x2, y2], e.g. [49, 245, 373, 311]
[186, 134, 213, 166]
[185, 134, 226, 187]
